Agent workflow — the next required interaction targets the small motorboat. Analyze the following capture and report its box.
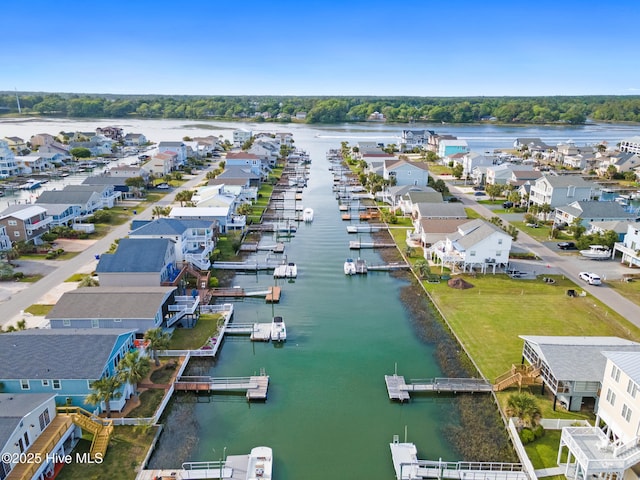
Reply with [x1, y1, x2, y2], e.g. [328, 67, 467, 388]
[270, 316, 287, 342]
[303, 207, 314, 222]
[246, 446, 272, 480]
[579, 245, 611, 260]
[344, 258, 356, 275]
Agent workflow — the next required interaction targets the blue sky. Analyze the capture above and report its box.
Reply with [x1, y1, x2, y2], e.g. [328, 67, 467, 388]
[2, 0, 639, 96]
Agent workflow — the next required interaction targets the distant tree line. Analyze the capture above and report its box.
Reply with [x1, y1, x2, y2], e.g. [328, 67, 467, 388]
[2, 92, 640, 124]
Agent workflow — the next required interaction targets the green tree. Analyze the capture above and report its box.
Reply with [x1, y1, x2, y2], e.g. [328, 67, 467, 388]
[125, 176, 146, 189]
[236, 203, 254, 216]
[85, 375, 123, 417]
[175, 190, 194, 207]
[507, 190, 521, 208]
[540, 203, 552, 222]
[485, 184, 503, 201]
[452, 163, 464, 179]
[117, 350, 151, 400]
[70, 147, 91, 159]
[144, 327, 171, 366]
[506, 392, 541, 428]
[413, 258, 431, 279]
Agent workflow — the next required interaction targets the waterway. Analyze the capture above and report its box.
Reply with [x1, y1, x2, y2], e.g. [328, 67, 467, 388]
[1, 117, 638, 478]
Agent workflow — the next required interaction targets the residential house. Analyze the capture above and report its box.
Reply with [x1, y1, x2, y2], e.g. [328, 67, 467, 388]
[3, 136, 28, 154]
[0, 205, 51, 244]
[554, 200, 636, 229]
[169, 206, 246, 233]
[123, 133, 147, 146]
[96, 238, 179, 287]
[558, 350, 640, 480]
[29, 133, 55, 148]
[82, 175, 141, 199]
[438, 139, 469, 159]
[35, 188, 103, 216]
[95, 126, 124, 141]
[513, 137, 551, 152]
[226, 151, 264, 177]
[428, 219, 512, 273]
[384, 185, 442, 214]
[217, 165, 261, 188]
[275, 132, 294, 147]
[506, 169, 543, 188]
[157, 141, 187, 165]
[14, 153, 53, 174]
[368, 111, 385, 121]
[69, 136, 114, 157]
[37, 141, 70, 157]
[0, 139, 19, 178]
[249, 140, 279, 168]
[0, 328, 139, 412]
[383, 159, 430, 187]
[485, 164, 521, 185]
[233, 129, 252, 147]
[34, 204, 80, 227]
[143, 153, 175, 177]
[0, 393, 80, 480]
[589, 220, 633, 241]
[529, 174, 599, 209]
[104, 164, 149, 179]
[361, 152, 396, 172]
[461, 151, 496, 178]
[417, 218, 471, 248]
[207, 178, 257, 202]
[598, 152, 640, 175]
[619, 136, 640, 154]
[295, 112, 307, 121]
[413, 202, 467, 222]
[613, 223, 640, 268]
[128, 218, 217, 271]
[427, 132, 457, 153]
[47, 286, 197, 331]
[400, 129, 431, 152]
[0, 225, 10, 251]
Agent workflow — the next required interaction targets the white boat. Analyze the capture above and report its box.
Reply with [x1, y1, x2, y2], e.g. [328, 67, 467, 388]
[246, 446, 272, 480]
[344, 258, 356, 275]
[271, 316, 287, 342]
[303, 207, 314, 222]
[18, 179, 43, 190]
[580, 245, 611, 260]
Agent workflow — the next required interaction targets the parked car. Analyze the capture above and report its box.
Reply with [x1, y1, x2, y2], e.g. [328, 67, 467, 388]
[155, 182, 170, 190]
[579, 272, 602, 285]
[525, 223, 539, 228]
[557, 242, 577, 250]
[474, 191, 485, 196]
[502, 201, 514, 208]
[473, 185, 484, 191]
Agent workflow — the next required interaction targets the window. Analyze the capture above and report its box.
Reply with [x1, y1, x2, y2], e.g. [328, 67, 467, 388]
[52, 380, 61, 390]
[498, 239, 503, 245]
[627, 380, 638, 398]
[606, 388, 616, 406]
[38, 409, 50, 430]
[13, 231, 20, 237]
[62, 319, 71, 327]
[622, 404, 632, 422]
[114, 318, 122, 323]
[8, 220, 17, 226]
[611, 365, 621, 382]
[470, 251, 476, 257]
[41, 380, 49, 387]
[20, 379, 30, 390]
[91, 319, 99, 328]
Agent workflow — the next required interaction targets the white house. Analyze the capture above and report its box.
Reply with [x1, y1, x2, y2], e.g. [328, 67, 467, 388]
[529, 174, 599, 209]
[157, 141, 187, 165]
[0, 139, 19, 178]
[233, 129, 252, 147]
[400, 129, 430, 151]
[619, 136, 640, 154]
[461, 151, 496, 177]
[169, 206, 246, 233]
[428, 219, 512, 273]
[613, 223, 640, 268]
[554, 200, 637, 228]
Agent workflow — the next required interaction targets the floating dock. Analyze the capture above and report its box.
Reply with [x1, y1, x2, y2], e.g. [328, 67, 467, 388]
[225, 323, 272, 341]
[349, 241, 396, 249]
[209, 287, 280, 303]
[346, 224, 385, 233]
[385, 375, 493, 401]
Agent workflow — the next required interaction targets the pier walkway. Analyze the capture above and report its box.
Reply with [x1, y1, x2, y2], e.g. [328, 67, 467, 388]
[349, 240, 396, 249]
[174, 375, 269, 400]
[225, 322, 272, 341]
[385, 374, 492, 401]
[209, 286, 280, 303]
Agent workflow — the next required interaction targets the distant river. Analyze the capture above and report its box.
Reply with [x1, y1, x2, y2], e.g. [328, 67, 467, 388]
[1, 117, 637, 479]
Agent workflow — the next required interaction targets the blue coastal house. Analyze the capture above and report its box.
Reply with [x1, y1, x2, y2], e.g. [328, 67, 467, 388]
[383, 159, 430, 187]
[0, 329, 137, 413]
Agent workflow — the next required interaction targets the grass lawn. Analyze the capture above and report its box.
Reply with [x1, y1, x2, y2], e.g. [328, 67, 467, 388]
[55, 426, 156, 480]
[510, 221, 556, 242]
[169, 313, 223, 350]
[524, 429, 565, 470]
[465, 208, 484, 219]
[17, 274, 43, 282]
[127, 389, 166, 418]
[607, 280, 640, 307]
[65, 273, 86, 282]
[424, 274, 640, 380]
[24, 304, 54, 316]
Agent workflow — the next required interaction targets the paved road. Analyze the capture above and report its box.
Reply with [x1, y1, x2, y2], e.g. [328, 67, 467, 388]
[447, 181, 640, 329]
[0, 168, 213, 328]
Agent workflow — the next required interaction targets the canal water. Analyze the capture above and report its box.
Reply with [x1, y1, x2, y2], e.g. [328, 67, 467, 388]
[1, 118, 638, 478]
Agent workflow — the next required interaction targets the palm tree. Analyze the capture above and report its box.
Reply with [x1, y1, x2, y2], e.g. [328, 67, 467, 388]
[117, 350, 151, 400]
[505, 392, 541, 428]
[144, 327, 171, 366]
[78, 274, 99, 287]
[85, 375, 123, 417]
[540, 203, 552, 222]
[175, 190, 194, 207]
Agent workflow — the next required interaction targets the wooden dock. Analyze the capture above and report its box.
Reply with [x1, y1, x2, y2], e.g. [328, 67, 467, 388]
[209, 287, 280, 303]
[349, 241, 396, 249]
[346, 224, 385, 233]
[225, 323, 272, 341]
[265, 286, 281, 303]
[174, 375, 270, 400]
[385, 375, 493, 401]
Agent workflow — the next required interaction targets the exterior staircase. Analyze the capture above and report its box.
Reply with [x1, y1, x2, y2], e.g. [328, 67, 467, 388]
[493, 364, 541, 391]
[56, 407, 113, 459]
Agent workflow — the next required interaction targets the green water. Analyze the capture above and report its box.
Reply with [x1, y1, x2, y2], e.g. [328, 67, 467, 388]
[157, 137, 459, 478]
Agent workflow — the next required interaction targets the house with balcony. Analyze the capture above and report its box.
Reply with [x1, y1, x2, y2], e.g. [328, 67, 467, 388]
[558, 350, 640, 480]
[519, 335, 640, 412]
[14, 153, 52, 174]
[3, 136, 27, 153]
[35, 188, 103, 217]
[96, 238, 179, 287]
[129, 218, 217, 271]
[613, 224, 640, 268]
[513, 137, 551, 153]
[157, 141, 187, 165]
[36, 141, 70, 158]
[384, 185, 442, 214]
[207, 178, 257, 203]
[619, 136, 640, 155]
[400, 129, 431, 152]
[0, 205, 52, 245]
[82, 174, 142, 200]
[0, 328, 139, 412]
[460, 151, 497, 178]
[47, 286, 198, 331]
[123, 133, 147, 146]
[383, 159, 430, 187]
[0, 139, 19, 178]
[217, 165, 261, 188]
[0, 225, 11, 251]
[34, 204, 81, 227]
[529, 174, 599, 209]
[169, 206, 246, 233]
[233, 129, 252, 147]
[0, 393, 81, 480]
[226, 151, 264, 177]
[598, 152, 640, 176]
[437, 139, 469, 159]
[554, 200, 637, 229]
[144, 152, 178, 177]
[427, 219, 511, 273]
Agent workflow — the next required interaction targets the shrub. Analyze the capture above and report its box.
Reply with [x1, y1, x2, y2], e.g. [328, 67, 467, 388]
[532, 425, 545, 439]
[208, 277, 219, 288]
[12, 272, 24, 280]
[519, 428, 535, 444]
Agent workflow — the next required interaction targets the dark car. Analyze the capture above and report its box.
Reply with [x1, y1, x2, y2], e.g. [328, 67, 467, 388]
[502, 201, 514, 208]
[557, 242, 577, 250]
[474, 191, 485, 196]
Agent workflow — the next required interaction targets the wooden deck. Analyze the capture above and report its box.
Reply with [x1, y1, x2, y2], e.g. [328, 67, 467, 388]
[265, 286, 281, 303]
[174, 375, 270, 400]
